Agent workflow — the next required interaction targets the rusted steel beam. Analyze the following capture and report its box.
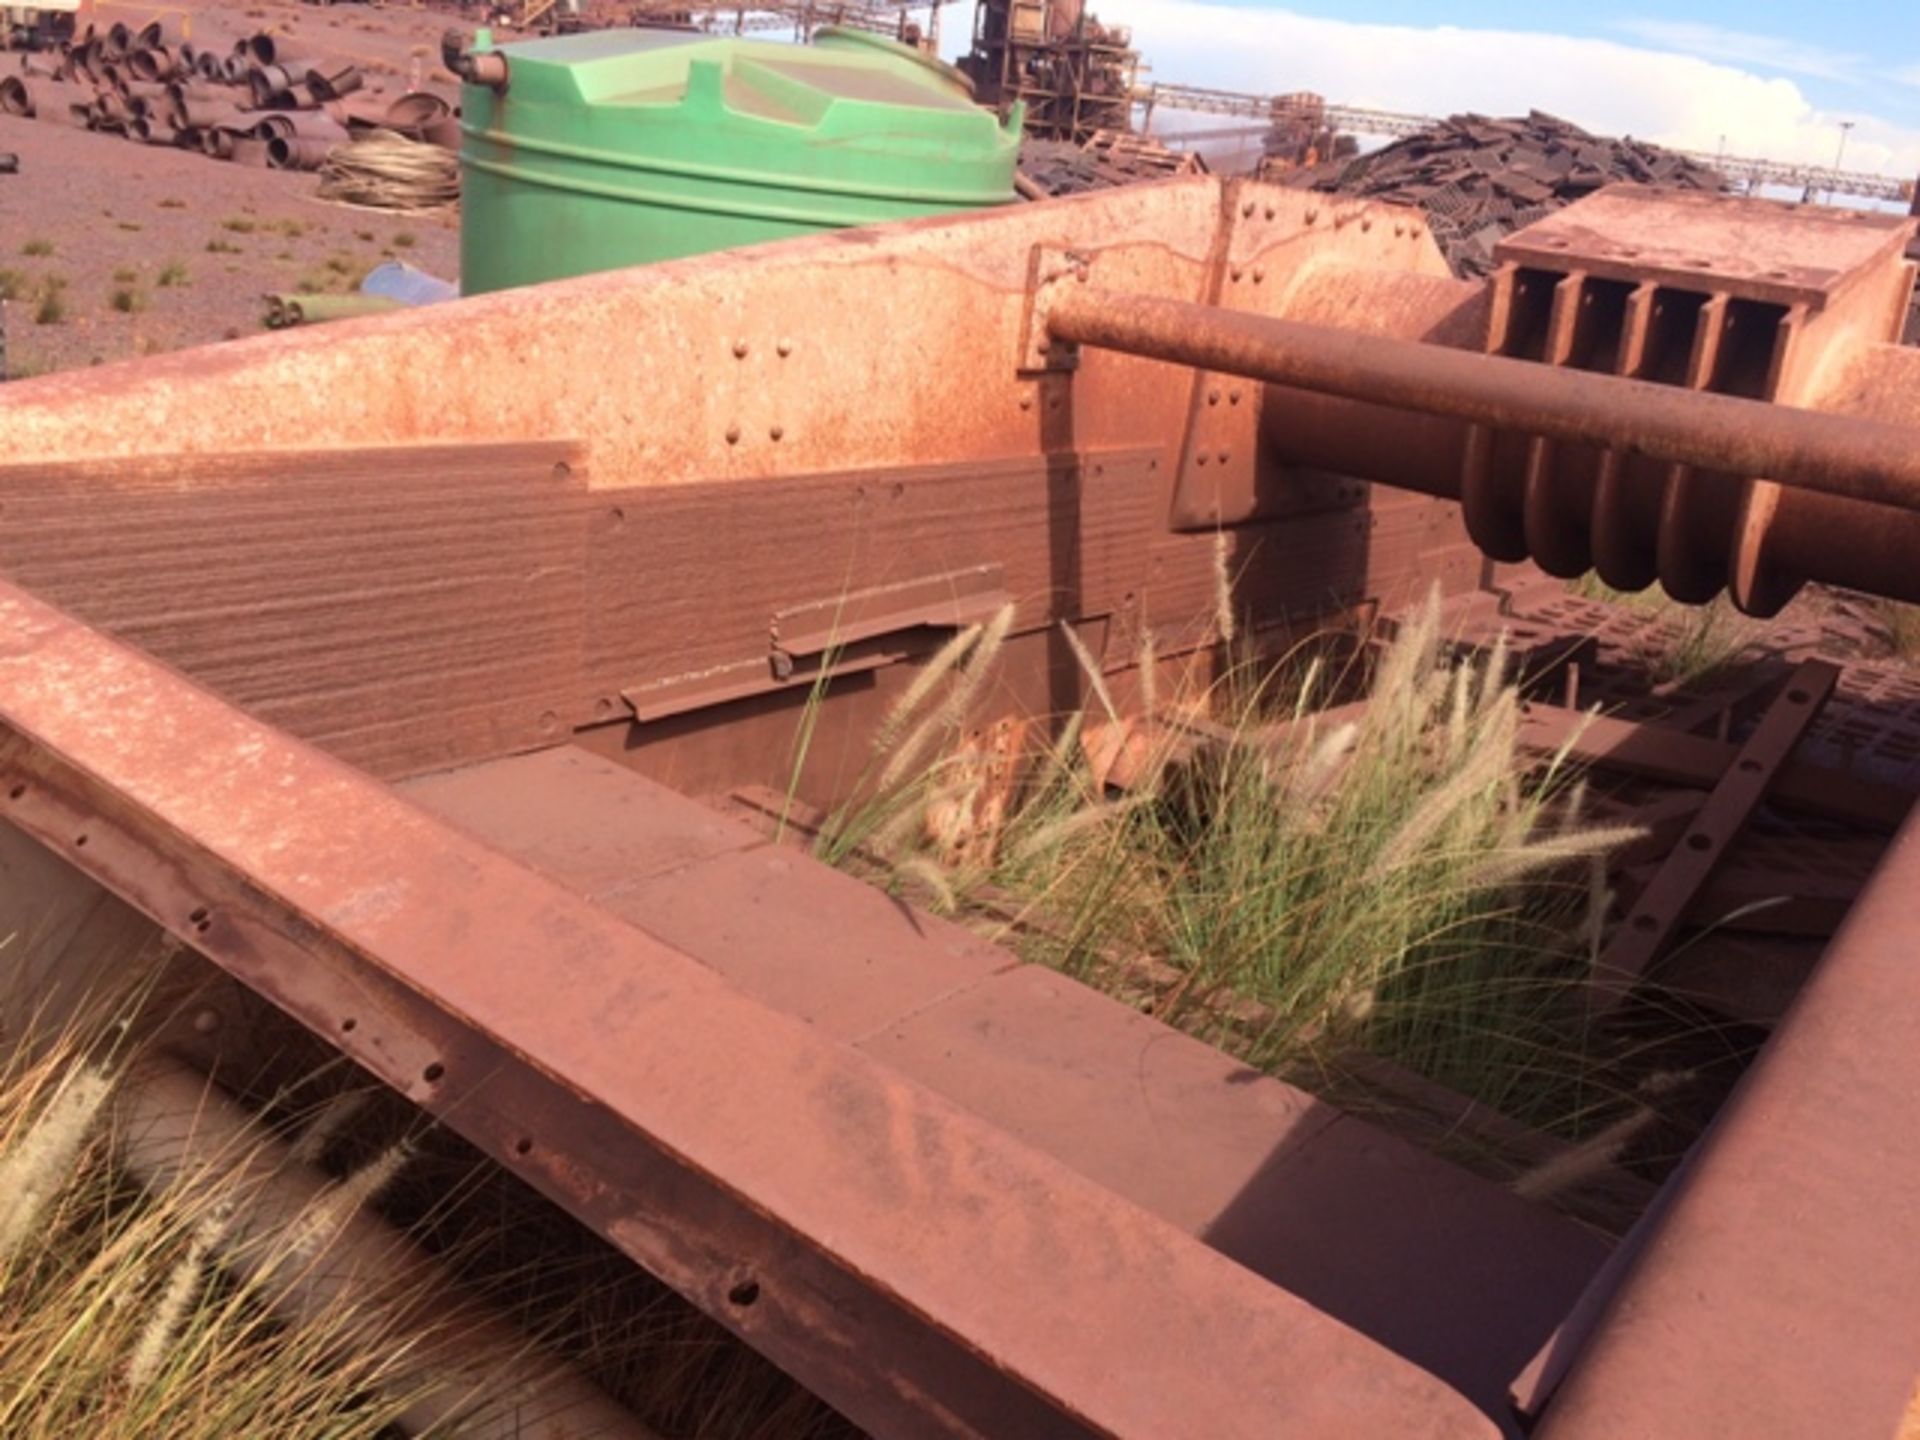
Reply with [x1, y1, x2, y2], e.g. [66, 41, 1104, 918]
[0, 580, 1499, 1440]
[1589, 660, 1837, 1007]
[1516, 703, 1912, 832]
[1045, 287, 1920, 516]
[1535, 789, 1920, 1439]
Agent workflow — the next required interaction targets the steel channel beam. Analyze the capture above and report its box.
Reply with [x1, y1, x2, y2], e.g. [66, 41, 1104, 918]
[1587, 659, 1837, 1008]
[1514, 704, 1912, 833]
[1045, 287, 1920, 517]
[0, 580, 1498, 1440]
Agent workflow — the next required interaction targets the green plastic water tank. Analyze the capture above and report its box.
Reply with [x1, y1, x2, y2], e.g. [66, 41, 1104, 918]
[458, 26, 1021, 294]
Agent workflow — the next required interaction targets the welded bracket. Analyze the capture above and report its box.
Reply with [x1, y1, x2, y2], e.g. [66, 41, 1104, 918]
[771, 565, 1010, 669]
[1017, 245, 1091, 374]
[1168, 187, 1296, 530]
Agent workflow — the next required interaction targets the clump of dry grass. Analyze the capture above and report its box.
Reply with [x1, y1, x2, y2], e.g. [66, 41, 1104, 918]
[0, 997, 492, 1439]
[812, 592, 1641, 1123]
[31, 276, 66, 326]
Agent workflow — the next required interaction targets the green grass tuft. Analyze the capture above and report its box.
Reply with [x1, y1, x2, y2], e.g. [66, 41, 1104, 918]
[1568, 572, 1750, 687]
[157, 261, 190, 289]
[109, 286, 147, 315]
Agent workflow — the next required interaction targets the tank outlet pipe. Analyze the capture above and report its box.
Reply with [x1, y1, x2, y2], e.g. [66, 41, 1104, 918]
[444, 27, 509, 90]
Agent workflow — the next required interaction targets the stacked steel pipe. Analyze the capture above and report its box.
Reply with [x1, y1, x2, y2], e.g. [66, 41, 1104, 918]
[2, 22, 459, 175]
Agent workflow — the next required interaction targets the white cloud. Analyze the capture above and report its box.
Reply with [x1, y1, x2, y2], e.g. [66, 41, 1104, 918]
[1087, 3, 1920, 179]
[1609, 19, 1865, 84]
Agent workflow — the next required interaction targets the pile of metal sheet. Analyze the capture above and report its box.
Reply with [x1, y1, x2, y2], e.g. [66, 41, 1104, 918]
[1016, 128, 1206, 198]
[0, 22, 457, 172]
[1280, 109, 1724, 276]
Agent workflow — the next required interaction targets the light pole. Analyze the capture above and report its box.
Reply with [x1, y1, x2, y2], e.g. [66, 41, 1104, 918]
[1830, 121, 1855, 204]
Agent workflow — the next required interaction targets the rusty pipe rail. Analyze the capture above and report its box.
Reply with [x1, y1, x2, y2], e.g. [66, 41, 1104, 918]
[1045, 287, 1920, 517]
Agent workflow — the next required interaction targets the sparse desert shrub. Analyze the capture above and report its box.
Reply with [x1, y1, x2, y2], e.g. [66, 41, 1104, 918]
[32, 276, 67, 325]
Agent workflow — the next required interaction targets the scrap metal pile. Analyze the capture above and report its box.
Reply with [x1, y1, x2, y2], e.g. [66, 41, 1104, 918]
[1, 20, 457, 173]
[1017, 127, 1205, 197]
[1277, 109, 1724, 276]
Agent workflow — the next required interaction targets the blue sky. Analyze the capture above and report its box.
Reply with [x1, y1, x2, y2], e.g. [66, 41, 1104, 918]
[1009, 1, 1920, 175]
[1241, 2, 1920, 129]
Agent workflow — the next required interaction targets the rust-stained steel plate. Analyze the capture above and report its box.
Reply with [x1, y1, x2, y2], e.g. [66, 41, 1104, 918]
[0, 442, 587, 778]
[409, 752, 1611, 1421]
[0, 580, 1500, 1440]
[1498, 186, 1916, 310]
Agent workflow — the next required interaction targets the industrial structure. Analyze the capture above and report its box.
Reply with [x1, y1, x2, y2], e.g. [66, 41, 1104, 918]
[6, 11, 1920, 1440]
[4, 158, 1920, 1435]
[958, 0, 1136, 140]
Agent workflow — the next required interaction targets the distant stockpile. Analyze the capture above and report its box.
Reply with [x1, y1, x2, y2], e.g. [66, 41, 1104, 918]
[1017, 130, 1205, 198]
[1278, 110, 1724, 277]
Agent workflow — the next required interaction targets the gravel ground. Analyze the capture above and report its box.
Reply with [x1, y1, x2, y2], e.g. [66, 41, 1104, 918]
[0, 0, 466, 378]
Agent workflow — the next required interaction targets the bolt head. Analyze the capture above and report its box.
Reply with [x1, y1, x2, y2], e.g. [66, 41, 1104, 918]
[769, 424, 784, 441]
[776, 338, 793, 357]
[732, 339, 749, 358]
[725, 424, 742, 444]
[191, 1008, 221, 1035]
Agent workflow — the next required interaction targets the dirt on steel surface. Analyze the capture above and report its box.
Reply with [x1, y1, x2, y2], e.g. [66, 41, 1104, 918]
[0, 0, 467, 378]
